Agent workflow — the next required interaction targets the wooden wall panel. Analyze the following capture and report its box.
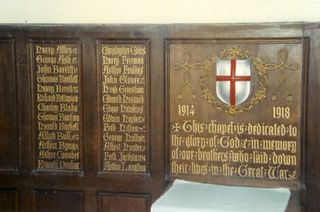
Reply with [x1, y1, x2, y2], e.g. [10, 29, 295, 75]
[0, 190, 18, 212]
[98, 192, 149, 212]
[33, 190, 83, 212]
[96, 39, 150, 175]
[0, 39, 18, 173]
[165, 39, 307, 189]
[305, 182, 320, 212]
[29, 39, 83, 174]
[304, 24, 320, 212]
[0, 23, 318, 212]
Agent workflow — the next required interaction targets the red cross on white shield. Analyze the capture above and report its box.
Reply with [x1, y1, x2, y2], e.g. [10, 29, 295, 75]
[216, 59, 251, 106]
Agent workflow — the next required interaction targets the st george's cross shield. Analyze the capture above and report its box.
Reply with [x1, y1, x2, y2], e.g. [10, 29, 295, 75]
[216, 59, 251, 106]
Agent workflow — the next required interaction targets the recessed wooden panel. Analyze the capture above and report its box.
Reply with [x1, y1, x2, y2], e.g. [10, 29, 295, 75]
[34, 190, 83, 212]
[0, 190, 18, 212]
[29, 40, 83, 174]
[98, 192, 149, 212]
[0, 39, 18, 172]
[97, 40, 150, 174]
[166, 39, 308, 187]
[304, 25, 320, 212]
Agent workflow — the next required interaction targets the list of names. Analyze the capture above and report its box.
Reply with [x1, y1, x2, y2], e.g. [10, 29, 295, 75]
[100, 43, 147, 173]
[34, 43, 81, 171]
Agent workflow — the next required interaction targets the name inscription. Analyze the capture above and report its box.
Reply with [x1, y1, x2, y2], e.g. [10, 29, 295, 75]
[99, 42, 148, 174]
[32, 42, 81, 171]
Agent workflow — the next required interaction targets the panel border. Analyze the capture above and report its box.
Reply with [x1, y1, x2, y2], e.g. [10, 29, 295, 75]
[28, 38, 84, 176]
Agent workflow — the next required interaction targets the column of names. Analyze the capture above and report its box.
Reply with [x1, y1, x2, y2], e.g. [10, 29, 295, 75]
[33, 42, 81, 171]
[100, 43, 147, 173]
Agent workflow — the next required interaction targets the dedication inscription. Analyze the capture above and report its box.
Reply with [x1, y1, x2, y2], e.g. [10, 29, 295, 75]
[31, 41, 81, 172]
[168, 40, 306, 184]
[98, 41, 148, 174]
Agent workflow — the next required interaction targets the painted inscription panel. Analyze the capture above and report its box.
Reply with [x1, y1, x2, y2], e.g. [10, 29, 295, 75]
[167, 39, 307, 185]
[98, 40, 149, 174]
[31, 40, 82, 172]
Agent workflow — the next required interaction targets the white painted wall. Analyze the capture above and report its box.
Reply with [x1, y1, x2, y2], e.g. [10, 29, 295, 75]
[1, 0, 319, 24]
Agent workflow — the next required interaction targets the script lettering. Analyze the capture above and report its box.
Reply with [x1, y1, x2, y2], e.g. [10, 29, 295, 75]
[168, 42, 304, 183]
[33, 42, 81, 172]
[100, 42, 148, 173]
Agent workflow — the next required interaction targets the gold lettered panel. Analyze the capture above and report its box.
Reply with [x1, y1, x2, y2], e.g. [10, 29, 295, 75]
[97, 40, 150, 175]
[0, 39, 19, 174]
[33, 189, 83, 212]
[166, 39, 308, 187]
[0, 189, 18, 212]
[98, 192, 149, 212]
[29, 40, 83, 174]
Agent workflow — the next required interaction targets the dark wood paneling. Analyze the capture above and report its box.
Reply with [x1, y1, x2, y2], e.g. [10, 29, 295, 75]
[0, 39, 18, 173]
[165, 38, 307, 189]
[0, 189, 18, 212]
[304, 24, 320, 212]
[305, 181, 320, 212]
[0, 23, 318, 212]
[98, 192, 149, 212]
[33, 190, 83, 212]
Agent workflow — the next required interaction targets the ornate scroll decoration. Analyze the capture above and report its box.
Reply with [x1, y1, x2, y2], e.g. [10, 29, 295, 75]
[199, 47, 269, 115]
[265, 48, 299, 101]
[217, 47, 251, 59]
[174, 50, 202, 100]
[174, 47, 298, 115]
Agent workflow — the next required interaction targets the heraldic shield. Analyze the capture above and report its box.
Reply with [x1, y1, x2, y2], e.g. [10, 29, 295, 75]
[216, 59, 251, 106]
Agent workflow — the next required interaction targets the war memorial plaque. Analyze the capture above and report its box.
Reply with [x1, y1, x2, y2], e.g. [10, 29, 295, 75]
[30, 40, 82, 172]
[97, 40, 149, 174]
[167, 39, 307, 184]
[1, 24, 320, 211]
